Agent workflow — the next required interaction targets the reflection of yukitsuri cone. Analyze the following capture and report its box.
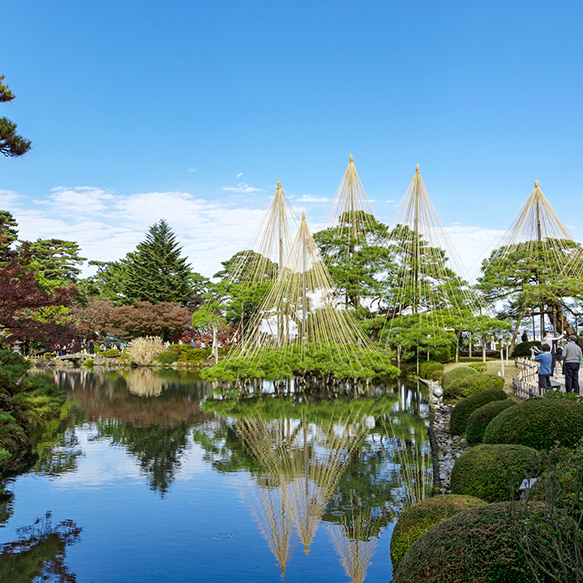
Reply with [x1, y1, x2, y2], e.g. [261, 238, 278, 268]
[125, 368, 165, 397]
[238, 413, 368, 556]
[250, 482, 296, 578]
[327, 509, 379, 583]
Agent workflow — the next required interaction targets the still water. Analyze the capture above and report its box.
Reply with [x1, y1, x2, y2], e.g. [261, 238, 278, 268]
[0, 368, 430, 583]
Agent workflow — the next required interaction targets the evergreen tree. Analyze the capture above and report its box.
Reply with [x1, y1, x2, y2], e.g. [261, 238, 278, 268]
[0, 75, 31, 157]
[28, 238, 86, 289]
[123, 219, 192, 304]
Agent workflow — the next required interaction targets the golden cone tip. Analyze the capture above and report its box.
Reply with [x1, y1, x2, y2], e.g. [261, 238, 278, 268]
[277, 179, 282, 188]
[535, 179, 539, 187]
[302, 211, 306, 221]
[349, 153, 354, 162]
[415, 164, 420, 173]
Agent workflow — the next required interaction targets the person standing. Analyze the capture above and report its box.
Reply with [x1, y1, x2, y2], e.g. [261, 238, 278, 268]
[532, 344, 553, 392]
[562, 336, 583, 394]
[521, 330, 528, 343]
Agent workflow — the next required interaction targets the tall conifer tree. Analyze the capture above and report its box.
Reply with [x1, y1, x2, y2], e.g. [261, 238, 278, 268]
[124, 219, 192, 304]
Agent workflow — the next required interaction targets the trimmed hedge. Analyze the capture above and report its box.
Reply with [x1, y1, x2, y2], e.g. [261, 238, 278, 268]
[449, 388, 507, 436]
[444, 373, 504, 401]
[468, 362, 487, 372]
[450, 444, 540, 502]
[390, 495, 486, 568]
[441, 366, 478, 391]
[483, 398, 583, 450]
[392, 502, 578, 583]
[466, 400, 517, 445]
[419, 361, 444, 381]
[512, 341, 539, 357]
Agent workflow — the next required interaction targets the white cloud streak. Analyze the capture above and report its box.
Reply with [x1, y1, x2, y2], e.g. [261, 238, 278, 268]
[220, 182, 264, 194]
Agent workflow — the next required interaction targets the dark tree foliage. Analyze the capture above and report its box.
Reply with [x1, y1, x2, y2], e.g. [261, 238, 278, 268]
[0, 75, 31, 158]
[123, 219, 192, 304]
[108, 301, 192, 341]
[0, 248, 77, 348]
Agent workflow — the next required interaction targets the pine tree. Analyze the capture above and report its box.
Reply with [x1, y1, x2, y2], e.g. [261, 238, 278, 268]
[123, 219, 192, 304]
[0, 75, 31, 157]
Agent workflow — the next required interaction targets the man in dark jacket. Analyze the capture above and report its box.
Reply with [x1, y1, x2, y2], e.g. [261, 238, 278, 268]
[562, 336, 583, 394]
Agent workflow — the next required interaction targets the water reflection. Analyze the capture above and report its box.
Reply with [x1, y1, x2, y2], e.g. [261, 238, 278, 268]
[202, 385, 431, 582]
[0, 512, 81, 583]
[18, 369, 431, 582]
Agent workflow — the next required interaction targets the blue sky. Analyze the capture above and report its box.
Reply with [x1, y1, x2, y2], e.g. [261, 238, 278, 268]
[2, 1, 582, 277]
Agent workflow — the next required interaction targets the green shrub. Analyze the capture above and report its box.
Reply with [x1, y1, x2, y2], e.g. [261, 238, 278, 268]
[419, 361, 439, 379]
[444, 373, 504, 401]
[466, 400, 517, 445]
[427, 364, 444, 381]
[441, 366, 478, 391]
[157, 350, 178, 365]
[543, 390, 583, 402]
[468, 362, 487, 372]
[102, 348, 120, 358]
[484, 398, 583, 450]
[449, 388, 507, 436]
[451, 444, 540, 502]
[512, 341, 539, 357]
[531, 441, 583, 513]
[392, 501, 579, 583]
[390, 495, 486, 568]
[83, 358, 94, 368]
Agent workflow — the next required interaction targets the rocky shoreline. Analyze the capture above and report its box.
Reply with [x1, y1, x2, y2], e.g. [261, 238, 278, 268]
[427, 381, 470, 494]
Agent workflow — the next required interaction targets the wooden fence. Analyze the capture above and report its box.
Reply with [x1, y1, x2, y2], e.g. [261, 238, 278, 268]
[513, 358, 545, 399]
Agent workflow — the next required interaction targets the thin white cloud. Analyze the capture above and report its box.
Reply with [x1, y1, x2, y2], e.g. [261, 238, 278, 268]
[236, 172, 243, 178]
[220, 182, 264, 194]
[384, 199, 396, 204]
[0, 189, 23, 209]
[187, 168, 197, 172]
[297, 195, 330, 203]
[9, 187, 267, 278]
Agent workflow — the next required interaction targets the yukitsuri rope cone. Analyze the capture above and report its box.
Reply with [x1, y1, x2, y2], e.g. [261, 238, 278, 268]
[481, 179, 583, 341]
[204, 168, 397, 387]
[383, 165, 483, 368]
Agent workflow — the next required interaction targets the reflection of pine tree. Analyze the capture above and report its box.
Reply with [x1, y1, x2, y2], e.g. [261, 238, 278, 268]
[0, 512, 81, 583]
[97, 420, 191, 495]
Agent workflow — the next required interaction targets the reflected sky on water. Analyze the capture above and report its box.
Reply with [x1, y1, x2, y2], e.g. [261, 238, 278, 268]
[0, 368, 430, 583]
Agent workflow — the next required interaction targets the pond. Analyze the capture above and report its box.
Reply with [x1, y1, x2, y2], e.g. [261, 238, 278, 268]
[0, 368, 431, 583]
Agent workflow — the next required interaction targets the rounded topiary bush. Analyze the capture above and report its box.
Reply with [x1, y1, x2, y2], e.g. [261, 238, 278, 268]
[449, 388, 507, 436]
[512, 341, 539, 357]
[483, 398, 583, 450]
[392, 502, 578, 583]
[466, 399, 517, 445]
[441, 366, 478, 391]
[450, 444, 540, 502]
[444, 373, 504, 401]
[390, 495, 486, 568]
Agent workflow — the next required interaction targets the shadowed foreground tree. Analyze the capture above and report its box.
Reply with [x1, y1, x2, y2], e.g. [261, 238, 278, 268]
[0, 75, 31, 158]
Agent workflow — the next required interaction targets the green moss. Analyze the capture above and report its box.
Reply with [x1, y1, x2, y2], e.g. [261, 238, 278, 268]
[390, 495, 486, 568]
[483, 398, 583, 450]
[451, 444, 540, 502]
[419, 361, 444, 381]
[441, 366, 478, 391]
[101, 348, 120, 358]
[466, 400, 517, 445]
[449, 388, 507, 436]
[392, 502, 578, 583]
